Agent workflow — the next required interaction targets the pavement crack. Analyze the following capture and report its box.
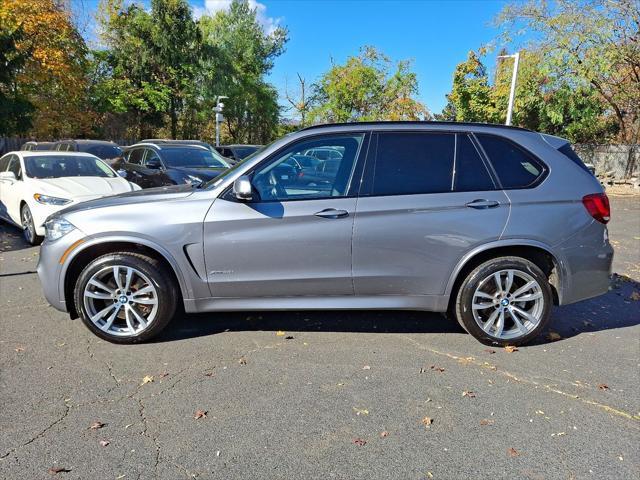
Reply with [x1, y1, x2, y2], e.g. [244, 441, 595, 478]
[0, 400, 71, 459]
[401, 335, 640, 424]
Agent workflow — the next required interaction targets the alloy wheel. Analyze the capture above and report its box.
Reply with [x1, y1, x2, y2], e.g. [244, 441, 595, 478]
[83, 265, 159, 337]
[21, 207, 34, 244]
[471, 269, 545, 341]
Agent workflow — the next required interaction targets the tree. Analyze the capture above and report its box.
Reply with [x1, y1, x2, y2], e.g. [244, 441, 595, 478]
[284, 73, 310, 127]
[199, 0, 288, 144]
[309, 46, 429, 123]
[497, 0, 640, 144]
[0, 24, 34, 135]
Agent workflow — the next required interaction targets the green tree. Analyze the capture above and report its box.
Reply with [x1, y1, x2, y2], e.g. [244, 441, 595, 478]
[199, 0, 288, 144]
[0, 24, 34, 135]
[309, 46, 429, 123]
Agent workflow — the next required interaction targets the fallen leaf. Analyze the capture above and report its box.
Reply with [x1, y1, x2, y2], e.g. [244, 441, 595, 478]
[159, 372, 169, 378]
[353, 407, 369, 416]
[430, 365, 445, 373]
[483, 348, 496, 354]
[124, 424, 133, 429]
[421, 416, 434, 427]
[535, 410, 545, 415]
[630, 291, 640, 301]
[48, 467, 72, 475]
[597, 383, 609, 390]
[504, 346, 519, 353]
[99, 440, 110, 447]
[362, 365, 371, 370]
[15, 346, 25, 352]
[419, 368, 426, 373]
[507, 447, 520, 457]
[379, 431, 389, 438]
[480, 419, 494, 426]
[285, 336, 294, 340]
[547, 331, 562, 341]
[140, 375, 154, 385]
[194, 410, 207, 419]
[238, 357, 247, 365]
[89, 421, 105, 430]
[426, 472, 434, 479]
[275, 330, 286, 336]
[551, 432, 566, 437]
[204, 371, 215, 377]
[352, 438, 366, 446]
[462, 390, 476, 398]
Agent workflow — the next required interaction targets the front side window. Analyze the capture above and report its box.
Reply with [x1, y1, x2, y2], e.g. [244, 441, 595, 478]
[24, 155, 116, 179]
[144, 149, 161, 164]
[128, 149, 144, 165]
[251, 134, 364, 202]
[372, 132, 455, 196]
[0, 155, 12, 172]
[476, 134, 546, 189]
[7, 156, 22, 179]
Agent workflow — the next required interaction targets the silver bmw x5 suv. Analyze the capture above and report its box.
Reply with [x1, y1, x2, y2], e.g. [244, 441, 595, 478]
[37, 122, 613, 345]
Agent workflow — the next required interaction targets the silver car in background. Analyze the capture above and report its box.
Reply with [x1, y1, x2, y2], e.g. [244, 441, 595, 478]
[36, 122, 613, 345]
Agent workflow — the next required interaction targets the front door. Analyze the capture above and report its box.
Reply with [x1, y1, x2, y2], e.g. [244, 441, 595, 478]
[203, 133, 369, 298]
[353, 131, 510, 296]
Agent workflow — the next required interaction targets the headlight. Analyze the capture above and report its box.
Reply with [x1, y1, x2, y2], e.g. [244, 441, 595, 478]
[44, 217, 76, 241]
[184, 175, 203, 185]
[34, 193, 72, 205]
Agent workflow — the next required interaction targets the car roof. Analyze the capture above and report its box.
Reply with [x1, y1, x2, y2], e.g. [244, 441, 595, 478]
[223, 144, 262, 148]
[127, 142, 209, 151]
[57, 139, 120, 145]
[299, 121, 532, 133]
[16, 151, 100, 158]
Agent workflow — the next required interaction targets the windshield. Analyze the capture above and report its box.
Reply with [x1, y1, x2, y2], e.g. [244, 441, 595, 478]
[161, 147, 229, 168]
[25, 155, 116, 179]
[80, 144, 122, 159]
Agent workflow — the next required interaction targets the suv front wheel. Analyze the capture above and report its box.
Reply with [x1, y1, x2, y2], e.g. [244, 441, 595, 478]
[74, 252, 177, 343]
[454, 257, 553, 346]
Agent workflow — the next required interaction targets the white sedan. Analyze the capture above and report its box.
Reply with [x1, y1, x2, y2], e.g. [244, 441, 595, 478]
[0, 151, 140, 245]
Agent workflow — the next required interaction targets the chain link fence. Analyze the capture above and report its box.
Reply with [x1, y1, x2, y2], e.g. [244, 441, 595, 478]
[574, 144, 639, 180]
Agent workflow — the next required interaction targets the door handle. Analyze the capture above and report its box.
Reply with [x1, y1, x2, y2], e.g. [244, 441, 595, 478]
[314, 208, 349, 219]
[466, 199, 500, 209]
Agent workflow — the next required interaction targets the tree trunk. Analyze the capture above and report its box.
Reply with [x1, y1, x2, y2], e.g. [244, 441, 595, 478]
[170, 96, 178, 139]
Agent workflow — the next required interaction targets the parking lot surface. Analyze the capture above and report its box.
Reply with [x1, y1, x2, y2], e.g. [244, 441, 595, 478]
[1, 196, 638, 479]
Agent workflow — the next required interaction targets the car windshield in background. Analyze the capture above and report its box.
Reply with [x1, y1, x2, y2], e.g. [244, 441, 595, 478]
[82, 145, 122, 159]
[25, 155, 115, 179]
[161, 148, 228, 168]
[234, 146, 260, 159]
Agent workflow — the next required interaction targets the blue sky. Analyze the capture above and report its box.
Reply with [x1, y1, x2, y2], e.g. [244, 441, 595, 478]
[74, 0, 513, 115]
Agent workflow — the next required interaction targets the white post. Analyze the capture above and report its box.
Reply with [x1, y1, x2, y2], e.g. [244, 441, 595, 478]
[505, 52, 520, 126]
[213, 95, 228, 147]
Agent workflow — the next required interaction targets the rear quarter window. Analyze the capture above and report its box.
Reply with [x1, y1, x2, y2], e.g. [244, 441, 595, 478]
[476, 134, 546, 189]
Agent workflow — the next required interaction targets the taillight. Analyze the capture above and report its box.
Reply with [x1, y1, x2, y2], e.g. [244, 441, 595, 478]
[582, 193, 610, 224]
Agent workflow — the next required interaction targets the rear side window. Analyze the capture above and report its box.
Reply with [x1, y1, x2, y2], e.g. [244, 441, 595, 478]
[372, 132, 455, 195]
[128, 149, 144, 165]
[477, 134, 545, 189]
[454, 135, 495, 192]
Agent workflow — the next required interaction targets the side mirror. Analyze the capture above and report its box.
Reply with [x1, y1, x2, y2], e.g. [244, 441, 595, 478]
[233, 176, 253, 201]
[0, 171, 16, 181]
[117, 169, 127, 178]
[146, 158, 162, 169]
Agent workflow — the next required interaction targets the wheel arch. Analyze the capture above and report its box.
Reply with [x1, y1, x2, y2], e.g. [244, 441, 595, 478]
[445, 240, 566, 308]
[62, 237, 188, 318]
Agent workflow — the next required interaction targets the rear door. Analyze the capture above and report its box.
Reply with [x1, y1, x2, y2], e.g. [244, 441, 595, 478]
[122, 148, 148, 187]
[352, 131, 509, 296]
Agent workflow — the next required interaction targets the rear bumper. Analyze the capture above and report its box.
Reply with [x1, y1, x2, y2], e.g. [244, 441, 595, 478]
[556, 222, 613, 305]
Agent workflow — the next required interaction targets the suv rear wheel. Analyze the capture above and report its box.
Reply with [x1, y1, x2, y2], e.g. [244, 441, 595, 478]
[454, 256, 553, 346]
[74, 252, 177, 343]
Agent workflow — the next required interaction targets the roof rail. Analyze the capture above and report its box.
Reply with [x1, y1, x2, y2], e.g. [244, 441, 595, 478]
[299, 120, 532, 132]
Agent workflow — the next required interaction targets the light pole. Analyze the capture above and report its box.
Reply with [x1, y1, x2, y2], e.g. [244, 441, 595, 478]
[213, 95, 228, 147]
[497, 52, 520, 126]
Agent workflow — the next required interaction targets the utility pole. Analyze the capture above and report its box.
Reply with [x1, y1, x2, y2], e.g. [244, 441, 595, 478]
[497, 52, 520, 126]
[213, 95, 228, 146]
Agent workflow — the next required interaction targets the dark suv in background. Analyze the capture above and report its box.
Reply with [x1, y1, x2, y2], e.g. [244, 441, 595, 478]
[54, 140, 123, 165]
[21, 141, 56, 151]
[215, 144, 262, 164]
[114, 142, 230, 188]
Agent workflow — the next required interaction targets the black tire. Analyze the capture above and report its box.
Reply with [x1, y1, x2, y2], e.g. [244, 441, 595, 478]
[74, 252, 177, 344]
[21, 204, 43, 246]
[454, 256, 553, 346]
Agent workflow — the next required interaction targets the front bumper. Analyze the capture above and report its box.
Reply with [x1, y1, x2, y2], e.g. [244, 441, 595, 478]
[36, 229, 86, 313]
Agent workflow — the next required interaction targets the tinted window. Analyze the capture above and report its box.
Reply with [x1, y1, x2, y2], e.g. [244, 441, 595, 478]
[7, 156, 22, 179]
[252, 134, 364, 201]
[128, 149, 144, 165]
[145, 149, 161, 164]
[160, 147, 227, 168]
[81, 144, 122, 160]
[0, 155, 11, 171]
[372, 132, 455, 196]
[558, 143, 592, 174]
[24, 155, 115, 179]
[234, 146, 259, 159]
[477, 134, 545, 189]
[454, 135, 495, 192]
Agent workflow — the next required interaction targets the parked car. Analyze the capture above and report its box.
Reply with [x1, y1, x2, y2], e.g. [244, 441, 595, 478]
[21, 141, 56, 151]
[54, 140, 123, 165]
[113, 142, 229, 189]
[141, 139, 230, 167]
[0, 151, 140, 245]
[215, 144, 262, 164]
[37, 121, 613, 346]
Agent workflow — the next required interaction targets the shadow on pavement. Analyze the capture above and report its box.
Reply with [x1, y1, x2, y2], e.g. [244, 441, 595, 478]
[155, 274, 640, 344]
[0, 222, 30, 253]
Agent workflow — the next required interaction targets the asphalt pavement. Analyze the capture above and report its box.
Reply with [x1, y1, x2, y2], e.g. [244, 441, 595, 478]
[0, 195, 638, 479]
